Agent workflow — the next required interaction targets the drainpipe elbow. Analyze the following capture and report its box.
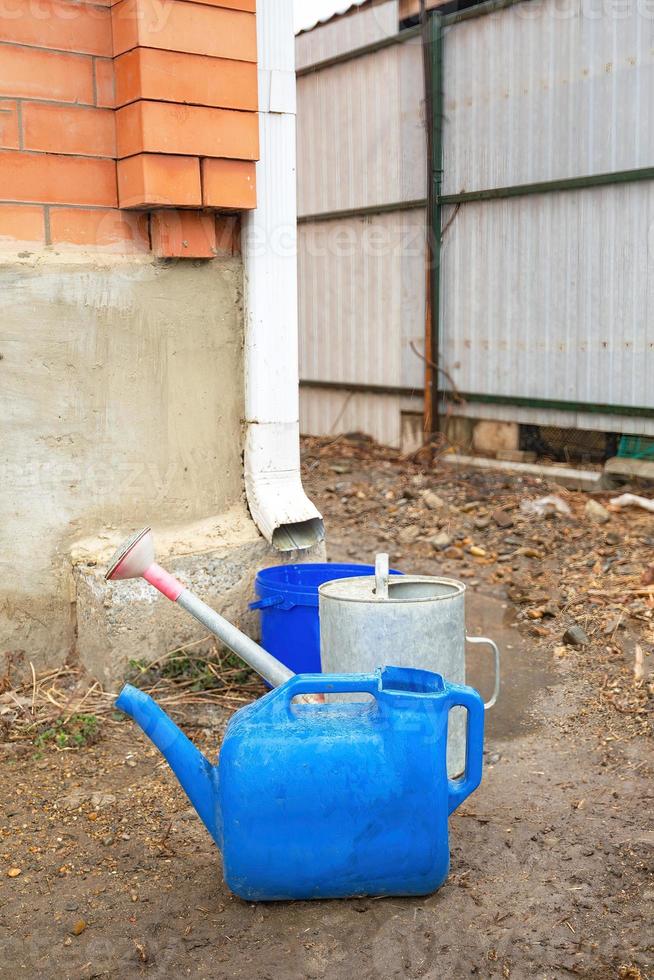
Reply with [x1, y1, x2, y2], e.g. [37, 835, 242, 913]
[244, 421, 324, 552]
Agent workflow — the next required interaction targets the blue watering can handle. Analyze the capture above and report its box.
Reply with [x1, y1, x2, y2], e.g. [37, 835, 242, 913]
[444, 685, 485, 816]
[278, 672, 379, 711]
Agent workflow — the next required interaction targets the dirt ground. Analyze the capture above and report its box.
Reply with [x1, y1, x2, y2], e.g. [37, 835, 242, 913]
[1, 437, 653, 979]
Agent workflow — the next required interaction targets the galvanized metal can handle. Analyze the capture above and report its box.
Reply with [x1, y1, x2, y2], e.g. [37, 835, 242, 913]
[465, 636, 500, 710]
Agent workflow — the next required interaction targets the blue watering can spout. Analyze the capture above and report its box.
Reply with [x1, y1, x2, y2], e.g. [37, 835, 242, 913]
[115, 685, 221, 846]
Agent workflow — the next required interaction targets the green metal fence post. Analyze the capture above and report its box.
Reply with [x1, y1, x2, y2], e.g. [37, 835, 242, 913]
[427, 10, 444, 438]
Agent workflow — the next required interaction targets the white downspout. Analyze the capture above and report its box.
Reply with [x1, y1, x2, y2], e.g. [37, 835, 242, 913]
[242, 0, 324, 552]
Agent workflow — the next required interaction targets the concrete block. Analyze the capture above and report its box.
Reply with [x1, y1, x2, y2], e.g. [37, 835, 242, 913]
[74, 521, 326, 689]
[496, 449, 537, 463]
[441, 454, 601, 491]
[443, 415, 474, 453]
[400, 412, 424, 455]
[472, 420, 519, 455]
[604, 457, 654, 484]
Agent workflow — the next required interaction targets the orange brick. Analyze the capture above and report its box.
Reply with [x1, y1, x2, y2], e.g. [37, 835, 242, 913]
[201, 158, 256, 210]
[151, 210, 216, 259]
[49, 207, 149, 252]
[0, 102, 19, 150]
[0, 204, 45, 245]
[112, 0, 256, 62]
[0, 151, 117, 207]
[117, 154, 202, 208]
[0, 44, 95, 104]
[214, 215, 241, 255]
[116, 101, 259, 160]
[94, 58, 115, 108]
[23, 104, 115, 157]
[1, 0, 112, 57]
[114, 48, 258, 111]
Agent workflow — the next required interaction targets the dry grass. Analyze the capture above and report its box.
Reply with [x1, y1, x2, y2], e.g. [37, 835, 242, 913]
[0, 636, 265, 745]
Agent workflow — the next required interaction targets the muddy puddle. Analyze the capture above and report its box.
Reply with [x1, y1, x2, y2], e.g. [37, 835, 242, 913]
[464, 586, 557, 741]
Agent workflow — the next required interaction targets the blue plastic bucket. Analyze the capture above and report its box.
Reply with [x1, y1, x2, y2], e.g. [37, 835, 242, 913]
[250, 563, 402, 675]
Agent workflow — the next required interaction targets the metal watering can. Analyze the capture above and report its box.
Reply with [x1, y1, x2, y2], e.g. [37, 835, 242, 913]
[320, 554, 501, 778]
[107, 529, 485, 901]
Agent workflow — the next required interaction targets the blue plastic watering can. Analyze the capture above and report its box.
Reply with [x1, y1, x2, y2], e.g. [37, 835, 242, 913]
[116, 666, 484, 901]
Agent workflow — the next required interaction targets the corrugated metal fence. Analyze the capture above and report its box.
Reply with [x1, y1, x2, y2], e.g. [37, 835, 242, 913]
[297, 0, 654, 447]
[439, 0, 654, 436]
[296, 1, 427, 448]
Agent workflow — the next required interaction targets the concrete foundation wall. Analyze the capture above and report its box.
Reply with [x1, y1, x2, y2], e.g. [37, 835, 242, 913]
[1, 253, 258, 677]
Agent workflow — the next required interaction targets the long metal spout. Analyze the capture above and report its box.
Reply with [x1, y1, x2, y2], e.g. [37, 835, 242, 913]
[115, 685, 221, 846]
[176, 590, 293, 687]
[105, 528, 293, 689]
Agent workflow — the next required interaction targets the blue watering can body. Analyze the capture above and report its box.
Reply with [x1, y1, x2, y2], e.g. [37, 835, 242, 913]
[116, 666, 484, 902]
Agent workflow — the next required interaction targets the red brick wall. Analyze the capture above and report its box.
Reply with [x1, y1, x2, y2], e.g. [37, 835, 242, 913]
[0, 0, 258, 257]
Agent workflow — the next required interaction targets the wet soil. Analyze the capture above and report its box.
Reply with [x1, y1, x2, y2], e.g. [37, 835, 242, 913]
[1, 439, 652, 979]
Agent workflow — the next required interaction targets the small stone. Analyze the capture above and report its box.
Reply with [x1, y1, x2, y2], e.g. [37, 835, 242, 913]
[527, 608, 544, 620]
[585, 499, 610, 524]
[531, 625, 550, 637]
[56, 789, 89, 811]
[516, 547, 541, 559]
[89, 792, 116, 810]
[460, 501, 480, 513]
[616, 563, 639, 577]
[473, 515, 491, 530]
[64, 903, 79, 912]
[71, 920, 87, 936]
[563, 624, 590, 647]
[431, 531, 453, 551]
[605, 531, 620, 545]
[329, 464, 350, 474]
[423, 491, 445, 510]
[101, 835, 114, 847]
[63, 937, 72, 947]
[7, 868, 21, 878]
[443, 546, 464, 560]
[492, 509, 514, 529]
[398, 525, 420, 545]
[469, 545, 487, 557]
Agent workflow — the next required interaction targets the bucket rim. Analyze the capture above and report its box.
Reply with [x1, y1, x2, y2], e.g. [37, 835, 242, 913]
[318, 574, 466, 604]
[254, 563, 403, 604]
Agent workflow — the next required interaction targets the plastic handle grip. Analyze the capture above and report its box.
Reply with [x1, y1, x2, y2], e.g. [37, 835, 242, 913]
[278, 673, 379, 712]
[248, 595, 285, 611]
[466, 635, 501, 709]
[445, 684, 485, 815]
